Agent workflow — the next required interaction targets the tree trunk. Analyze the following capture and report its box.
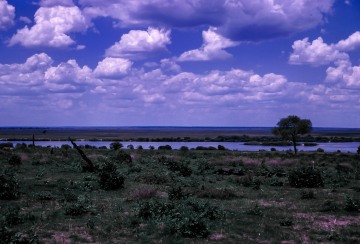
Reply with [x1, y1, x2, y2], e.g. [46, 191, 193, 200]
[291, 134, 297, 156]
[69, 137, 95, 172]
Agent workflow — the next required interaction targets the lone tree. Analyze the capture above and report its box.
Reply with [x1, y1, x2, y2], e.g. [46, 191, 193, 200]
[272, 115, 312, 155]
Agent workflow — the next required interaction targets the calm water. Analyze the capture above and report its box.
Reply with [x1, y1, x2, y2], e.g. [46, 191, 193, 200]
[1, 141, 359, 153]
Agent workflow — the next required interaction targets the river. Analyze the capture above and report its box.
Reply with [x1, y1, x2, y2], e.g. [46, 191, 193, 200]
[1, 141, 359, 153]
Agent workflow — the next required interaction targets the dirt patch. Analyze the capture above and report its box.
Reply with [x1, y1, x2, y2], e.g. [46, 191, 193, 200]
[43, 226, 98, 244]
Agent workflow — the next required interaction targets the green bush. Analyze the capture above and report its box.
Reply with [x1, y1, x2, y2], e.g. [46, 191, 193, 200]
[180, 146, 189, 152]
[109, 150, 132, 164]
[136, 199, 220, 238]
[34, 192, 55, 201]
[344, 196, 359, 212]
[320, 200, 339, 212]
[279, 217, 293, 226]
[168, 186, 186, 200]
[0, 226, 13, 244]
[160, 158, 192, 177]
[288, 166, 324, 188]
[197, 188, 237, 199]
[8, 155, 22, 166]
[0, 173, 20, 200]
[135, 172, 169, 185]
[300, 190, 315, 199]
[0, 143, 13, 149]
[246, 204, 264, 216]
[65, 202, 88, 216]
[3, 205, 23, 226]
[158, 145, 172, 150]
[98, 162, 125, 190]
[110, 142, 123, 150]
[268, 177, 284, 186]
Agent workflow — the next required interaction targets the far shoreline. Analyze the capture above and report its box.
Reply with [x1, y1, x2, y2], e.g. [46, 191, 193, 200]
[0, 126, 360, 142]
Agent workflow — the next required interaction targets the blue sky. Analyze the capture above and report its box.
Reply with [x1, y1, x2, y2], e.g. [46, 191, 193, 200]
[0, 0, 359, 127]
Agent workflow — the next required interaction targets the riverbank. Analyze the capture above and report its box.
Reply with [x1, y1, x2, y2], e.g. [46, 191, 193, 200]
[1, 126, 360, 142]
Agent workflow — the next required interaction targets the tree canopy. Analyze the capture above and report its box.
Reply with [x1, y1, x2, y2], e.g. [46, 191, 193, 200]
[272, 115, 312, 155]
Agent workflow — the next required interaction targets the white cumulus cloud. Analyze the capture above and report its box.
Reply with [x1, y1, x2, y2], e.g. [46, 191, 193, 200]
[326, 59, 360, 88]
[335, 31, 360, 52]
[9, 5, 89, 48]
[289, 31, 360, 66]
[106, 27, 171, 59]
[178, 28, 238, 62]
[289, 37, 348, 66]
[0, 0, 15, 31]
[94, 57, 133, 78]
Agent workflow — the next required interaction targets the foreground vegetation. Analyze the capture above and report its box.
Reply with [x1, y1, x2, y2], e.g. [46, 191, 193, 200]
[1, 144, 359, 243]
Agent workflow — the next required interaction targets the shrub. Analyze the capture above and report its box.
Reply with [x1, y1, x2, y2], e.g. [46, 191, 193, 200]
[197, 188, 236, 199]
[288, 166, 324, 188]
[279, 217, 293, 226]
[300, 190, 315, 199]
[136, 199, 220, 238]
[357, 146, 360, 154]
[237, 173, 253, 187]
[15, 143, 27, 150]
[217, 145, 226, 150]
[161, 158, 192, 177]
[0, 173, 20, 200]
[320, 200, 339, 212]
[35, 192, 55, 201]
[61, 144, 71, 150]
[98, 162, 125, 190]
[110, 142, 123, 150]
[65, 202, 88, 216]
[158, 145, 172, 150]
[3, 205, 23, 226]
[109, 150, 132, 164]
[344, 196, 359, 212]
[0, 143, 13, 149]
[317, 148, 325, 153]
[196, 160, 214, 174]
[268, 177, 284, 186]
[8, 155, 22, 166]
[127, 186, 158, 201]
[168, 186, 186, 200]
[135, 172, 169, 185]
[246, 204, 264, 216]
[0, 226, 13, 244]
[180, 146, 189, 152]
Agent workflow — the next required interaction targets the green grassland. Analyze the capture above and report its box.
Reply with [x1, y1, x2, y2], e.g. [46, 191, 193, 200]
[1, 145, 359, 243]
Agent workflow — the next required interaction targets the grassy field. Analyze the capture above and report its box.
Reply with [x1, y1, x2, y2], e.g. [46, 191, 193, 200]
[0, 144, 360, 243]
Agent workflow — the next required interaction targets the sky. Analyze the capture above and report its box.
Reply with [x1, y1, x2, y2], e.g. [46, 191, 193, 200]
[0, 0, 359, 127]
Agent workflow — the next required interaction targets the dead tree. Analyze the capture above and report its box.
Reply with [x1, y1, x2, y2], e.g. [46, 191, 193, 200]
[68, 137, 95, 172]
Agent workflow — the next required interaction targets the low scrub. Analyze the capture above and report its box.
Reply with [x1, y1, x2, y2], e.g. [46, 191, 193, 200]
[197, 187, 237, 199]
[8, 155, 22, 166]
[127, 186, 158, 201]
[136, 199, 221, 238]
[300, 189, 316, 199]
[0, 172, 20, 200]
[98, 162, 125, 190]
[288, 166, 324, 188]
[160, 157, 192, 177]
[344, 196, 359, 212]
